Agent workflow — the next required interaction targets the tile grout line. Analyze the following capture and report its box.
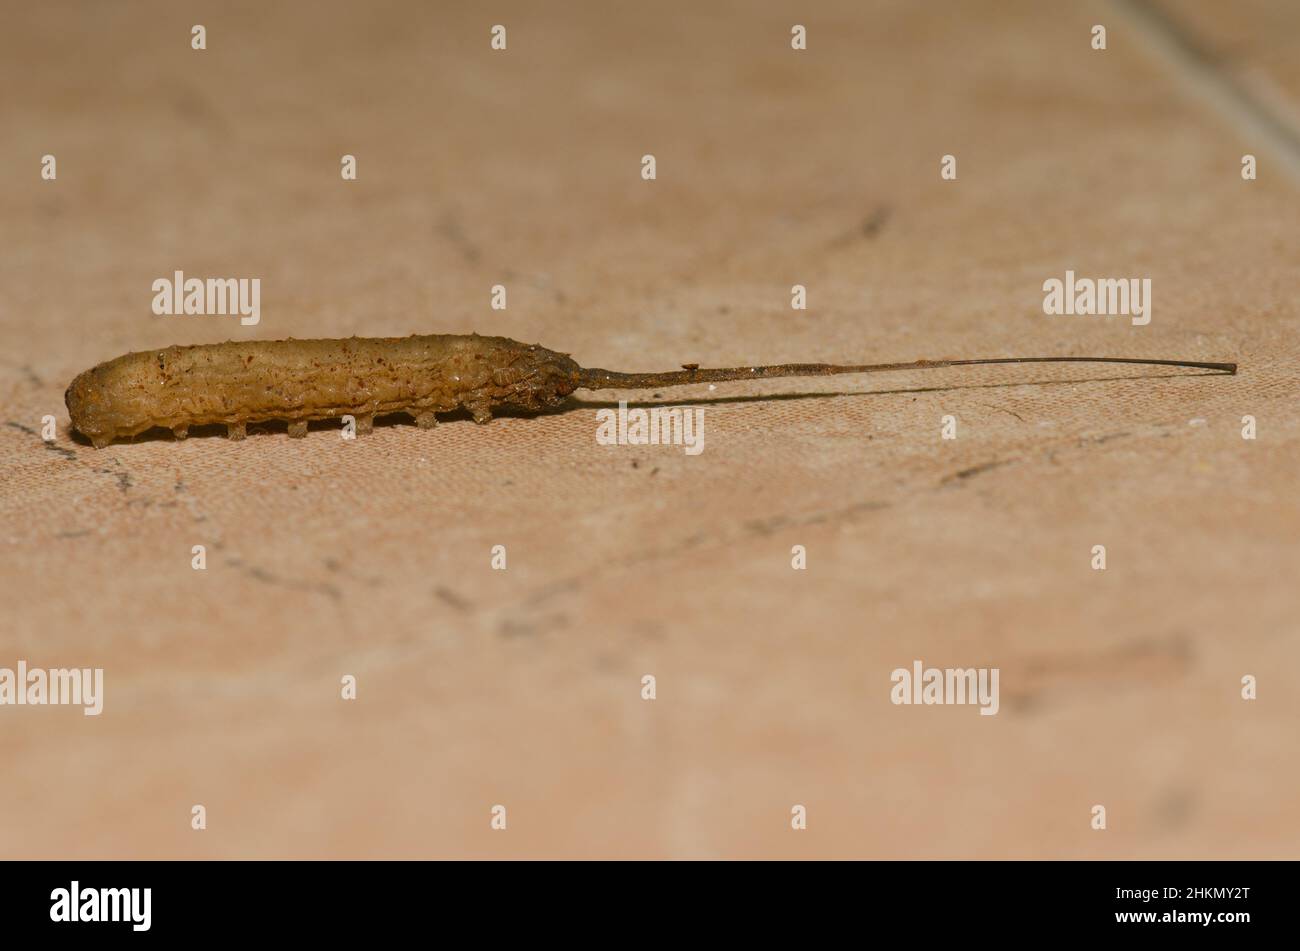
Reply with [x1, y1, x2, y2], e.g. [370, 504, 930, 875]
[1110, 0, 1300, 187]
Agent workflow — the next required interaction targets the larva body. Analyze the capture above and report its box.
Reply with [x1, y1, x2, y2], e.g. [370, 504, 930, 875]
[66, 332, 1235, 448]
[65, 334, 582, 448]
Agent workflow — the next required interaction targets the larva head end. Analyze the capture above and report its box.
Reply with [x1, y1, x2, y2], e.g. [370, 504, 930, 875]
[65, 366, 121, 448]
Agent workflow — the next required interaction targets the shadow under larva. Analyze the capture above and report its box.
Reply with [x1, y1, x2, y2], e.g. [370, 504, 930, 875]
[63, 332, 1236, 448]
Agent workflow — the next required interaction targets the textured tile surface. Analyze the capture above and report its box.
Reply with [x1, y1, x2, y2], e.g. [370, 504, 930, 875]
[1, 0, 1297, 858]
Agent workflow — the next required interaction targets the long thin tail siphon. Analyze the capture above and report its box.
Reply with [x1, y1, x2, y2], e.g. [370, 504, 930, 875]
[576, 356, 1236, 390]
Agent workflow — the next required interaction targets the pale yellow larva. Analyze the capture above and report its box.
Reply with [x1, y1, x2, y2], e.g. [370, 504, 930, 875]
[64, 332, 1235, 448]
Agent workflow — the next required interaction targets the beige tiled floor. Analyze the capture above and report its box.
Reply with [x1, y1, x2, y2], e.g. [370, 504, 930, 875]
[1, 0, 1297, 858]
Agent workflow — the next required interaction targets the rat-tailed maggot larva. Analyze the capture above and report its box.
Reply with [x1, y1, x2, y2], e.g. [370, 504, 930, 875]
[65, 332, 1236, 448]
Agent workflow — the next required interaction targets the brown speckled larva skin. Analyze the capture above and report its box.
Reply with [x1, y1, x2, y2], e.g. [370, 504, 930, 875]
[66, 334, 582, 448]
